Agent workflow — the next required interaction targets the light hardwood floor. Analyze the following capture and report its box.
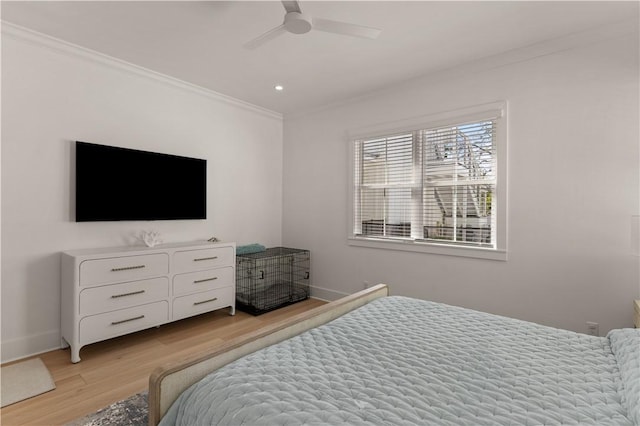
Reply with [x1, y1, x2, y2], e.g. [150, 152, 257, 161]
[1, 298, 326, 426]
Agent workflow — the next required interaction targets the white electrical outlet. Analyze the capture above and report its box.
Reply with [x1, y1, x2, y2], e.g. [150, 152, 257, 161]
[586, 322, 599, 336]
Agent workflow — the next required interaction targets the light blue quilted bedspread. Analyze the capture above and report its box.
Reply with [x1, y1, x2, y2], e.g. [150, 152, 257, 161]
[160, 296, 640, 425]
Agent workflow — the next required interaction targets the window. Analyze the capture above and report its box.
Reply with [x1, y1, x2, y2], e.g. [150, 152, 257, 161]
[349, 103, 507, 260]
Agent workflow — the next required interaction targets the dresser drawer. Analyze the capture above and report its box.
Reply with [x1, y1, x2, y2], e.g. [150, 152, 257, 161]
[173, 286, 234, 321]
[173, 267, 233, 296]
[173, 247, 234, 274]
[79, 301, 168, 346]
[79, 277, 169, 316]
[79, 253, 169, 287]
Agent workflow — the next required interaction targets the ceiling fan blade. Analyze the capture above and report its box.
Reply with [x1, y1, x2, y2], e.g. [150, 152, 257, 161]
[281, 0, 301, 14]
[244, 24, 287, 49]
[313, 18, 381, 39]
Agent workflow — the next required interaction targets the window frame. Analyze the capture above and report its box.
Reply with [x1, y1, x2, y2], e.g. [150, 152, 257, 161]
[347, 101, 508, 261]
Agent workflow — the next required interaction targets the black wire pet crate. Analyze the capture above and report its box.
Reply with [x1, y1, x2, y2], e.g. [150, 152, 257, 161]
[236, 247, 310, 315]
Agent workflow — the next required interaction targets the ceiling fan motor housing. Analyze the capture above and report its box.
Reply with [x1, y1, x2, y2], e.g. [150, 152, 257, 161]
[284, 12, 313, 34]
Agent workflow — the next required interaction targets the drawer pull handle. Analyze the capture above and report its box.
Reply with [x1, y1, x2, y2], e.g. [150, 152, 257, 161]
[194, 256, 217, 262]
[111, 315, 145, 325]
[193, 277, 218, 284]
[111, 290, 146, 299]
[193, 297, 218, 306]
[111, 265, 146, 272]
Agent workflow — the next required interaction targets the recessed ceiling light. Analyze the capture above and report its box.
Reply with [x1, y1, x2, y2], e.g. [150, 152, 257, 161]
[274, 85, 284, 91]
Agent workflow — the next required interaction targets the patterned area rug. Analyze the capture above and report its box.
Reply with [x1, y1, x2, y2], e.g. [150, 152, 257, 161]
[65, 391, 148, 426]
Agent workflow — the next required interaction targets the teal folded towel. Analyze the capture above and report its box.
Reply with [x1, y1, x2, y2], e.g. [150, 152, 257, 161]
[236, 243, 266, 255]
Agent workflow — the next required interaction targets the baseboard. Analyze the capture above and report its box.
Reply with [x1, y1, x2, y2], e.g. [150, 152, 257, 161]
[309, 285, 350, 302]
[1, 330, 61, 364]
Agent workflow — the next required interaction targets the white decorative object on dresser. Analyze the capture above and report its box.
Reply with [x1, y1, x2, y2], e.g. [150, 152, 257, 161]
[61, 241, 235, 363]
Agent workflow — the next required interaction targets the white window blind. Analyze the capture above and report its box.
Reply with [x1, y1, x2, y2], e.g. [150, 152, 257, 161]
[353, 116, 499, 250]
[354, 133, 417, 239]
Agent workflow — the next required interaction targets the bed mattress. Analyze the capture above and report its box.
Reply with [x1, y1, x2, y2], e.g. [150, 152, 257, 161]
[160, 296, 639, 425]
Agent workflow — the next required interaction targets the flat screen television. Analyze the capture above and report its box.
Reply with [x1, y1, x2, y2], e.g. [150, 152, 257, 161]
[75, 141, 206, 222]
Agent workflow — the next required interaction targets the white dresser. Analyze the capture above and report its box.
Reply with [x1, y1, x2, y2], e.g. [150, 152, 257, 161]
[61, 241, 235, 363]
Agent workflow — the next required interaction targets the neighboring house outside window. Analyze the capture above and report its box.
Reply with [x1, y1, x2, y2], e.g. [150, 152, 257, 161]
[349, 102, 507, 261]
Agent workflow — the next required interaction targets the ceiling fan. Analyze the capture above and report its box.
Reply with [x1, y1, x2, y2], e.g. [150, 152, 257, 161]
[244, 0, 381, 49]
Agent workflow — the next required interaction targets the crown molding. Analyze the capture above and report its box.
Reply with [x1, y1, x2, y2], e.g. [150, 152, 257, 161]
[286, 17, 639, 120]
[1, 21, 283, 121]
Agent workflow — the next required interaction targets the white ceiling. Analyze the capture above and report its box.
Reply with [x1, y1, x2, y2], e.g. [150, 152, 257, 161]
[2, 1, 637, 115]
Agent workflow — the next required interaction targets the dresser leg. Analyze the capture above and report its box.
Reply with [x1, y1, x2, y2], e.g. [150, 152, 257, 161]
[70, 347, 81, 363]
[229, 306, 236, 316]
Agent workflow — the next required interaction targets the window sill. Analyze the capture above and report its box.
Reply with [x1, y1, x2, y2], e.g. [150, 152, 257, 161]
[347, 236, 507, 261]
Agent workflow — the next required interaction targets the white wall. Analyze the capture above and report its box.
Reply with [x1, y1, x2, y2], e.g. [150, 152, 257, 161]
[283, 32, 640, 335]
[1, 27, 283, 362]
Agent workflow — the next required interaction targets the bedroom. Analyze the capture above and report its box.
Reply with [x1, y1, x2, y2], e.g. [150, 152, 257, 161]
[1, 0, 639, 424]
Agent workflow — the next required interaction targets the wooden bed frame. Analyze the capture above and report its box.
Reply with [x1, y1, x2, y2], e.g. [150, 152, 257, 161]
[148, 284, 390, 425]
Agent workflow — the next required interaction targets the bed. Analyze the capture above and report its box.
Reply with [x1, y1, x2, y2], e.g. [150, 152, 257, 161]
[148, 284, 639, 425]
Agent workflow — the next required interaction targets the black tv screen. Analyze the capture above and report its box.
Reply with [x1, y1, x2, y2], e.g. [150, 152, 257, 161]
[75, 141, 206, 222]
